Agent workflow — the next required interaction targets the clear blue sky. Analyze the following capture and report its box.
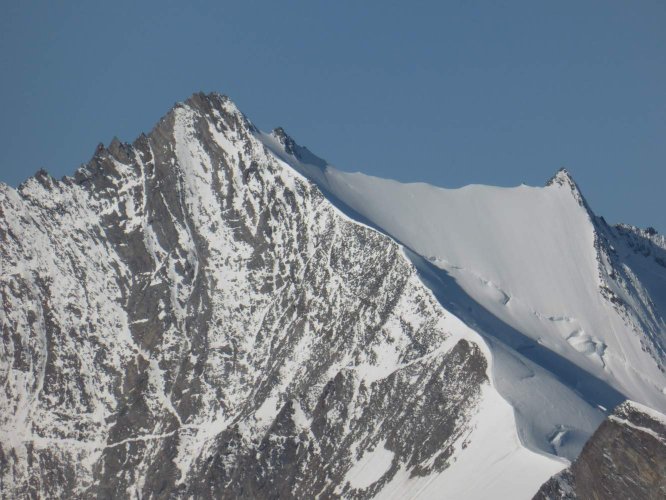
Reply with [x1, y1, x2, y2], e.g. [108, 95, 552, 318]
[1, 1, 664, 231]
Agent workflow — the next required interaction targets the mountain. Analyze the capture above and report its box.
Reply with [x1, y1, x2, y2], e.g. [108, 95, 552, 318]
[281, 140, 666, 456]
[0, 92, 664, 498]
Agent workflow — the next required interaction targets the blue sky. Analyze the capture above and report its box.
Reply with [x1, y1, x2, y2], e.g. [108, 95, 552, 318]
[1, 1, 664, 231]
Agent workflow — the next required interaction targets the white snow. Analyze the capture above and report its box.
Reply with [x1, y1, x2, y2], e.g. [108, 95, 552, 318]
[345, 440, 396, 490]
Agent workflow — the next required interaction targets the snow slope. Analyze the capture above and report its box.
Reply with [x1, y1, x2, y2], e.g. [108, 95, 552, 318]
[259, 128, 666, 465]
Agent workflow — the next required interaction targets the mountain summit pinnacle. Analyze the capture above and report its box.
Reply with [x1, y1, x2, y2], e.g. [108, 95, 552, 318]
[546, 167, 576, 187]
[546, 168, 587, 207]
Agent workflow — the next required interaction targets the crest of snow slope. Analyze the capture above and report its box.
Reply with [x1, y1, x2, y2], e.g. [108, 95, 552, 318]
[2, 92, 564, 499]
[258, 130, 666, 463]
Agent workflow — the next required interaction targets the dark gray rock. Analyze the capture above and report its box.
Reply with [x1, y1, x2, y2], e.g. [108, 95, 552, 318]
[534, 401, 666, 500]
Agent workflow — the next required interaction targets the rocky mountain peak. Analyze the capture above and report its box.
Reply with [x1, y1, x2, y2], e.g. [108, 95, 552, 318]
[0, 91, 504, 498]
[545, 168, 588, 207]
[182, 91, 255, 133]
[271, 126, 297, 155]
[268, 126, 328, 171]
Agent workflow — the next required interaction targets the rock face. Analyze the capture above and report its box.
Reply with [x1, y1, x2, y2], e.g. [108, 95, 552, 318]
[0, 93, 506, 498]
[534, 401, 666, 500]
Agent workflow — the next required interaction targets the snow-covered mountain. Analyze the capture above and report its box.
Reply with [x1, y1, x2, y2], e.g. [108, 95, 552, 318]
[276, 132, 666, 455]
[0, 92, 664, 498]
